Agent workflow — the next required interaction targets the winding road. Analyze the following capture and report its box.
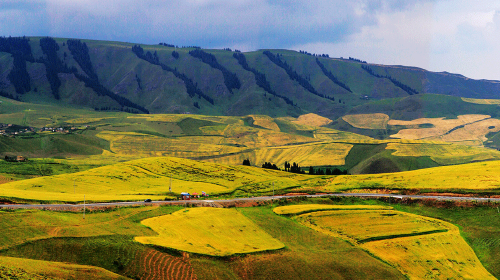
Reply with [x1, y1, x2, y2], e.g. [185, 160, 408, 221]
[1, 192, 499, 210]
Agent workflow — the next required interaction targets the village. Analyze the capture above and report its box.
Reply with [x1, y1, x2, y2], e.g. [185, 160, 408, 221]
[0, 123, 81, 137]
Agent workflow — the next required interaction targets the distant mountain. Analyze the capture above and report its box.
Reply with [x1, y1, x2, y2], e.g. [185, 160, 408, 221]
[1, 36, 500, 120]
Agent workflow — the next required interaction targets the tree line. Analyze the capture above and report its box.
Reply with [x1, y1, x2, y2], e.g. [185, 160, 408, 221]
[308, 166, 348, 175]
[132, 45, 214, 105]
[189, 49, 241, 94]
[348, 57, 367, 63]
[316, 58, 352, 93]
[299, 50, 330, 58]
[250, 159, 349, 175]
[233, 52, 295, 106]
[361, 65, 419, 95]
[263, 51, 335, 102]
[67, 39, 98, 81]
[0, 36, 35, 95]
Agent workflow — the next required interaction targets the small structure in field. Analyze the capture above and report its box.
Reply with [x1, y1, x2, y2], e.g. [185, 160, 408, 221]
[180, 192, 191, 200]
[4, 155, 28, 162]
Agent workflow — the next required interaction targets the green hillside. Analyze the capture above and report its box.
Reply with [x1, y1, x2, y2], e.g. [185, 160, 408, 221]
[2, 37, 500, 120]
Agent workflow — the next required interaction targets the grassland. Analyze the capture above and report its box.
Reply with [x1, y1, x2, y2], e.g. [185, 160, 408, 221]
[279, 204, 495, 279]
[136, 207, 284, 256]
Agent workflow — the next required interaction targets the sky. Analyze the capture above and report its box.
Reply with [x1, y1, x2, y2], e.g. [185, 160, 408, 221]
[1, 0, 500, 80]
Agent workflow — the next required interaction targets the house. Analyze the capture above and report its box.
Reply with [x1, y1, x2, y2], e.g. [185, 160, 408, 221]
[180, 192, 191, 200]
[4, 155, 28, 162]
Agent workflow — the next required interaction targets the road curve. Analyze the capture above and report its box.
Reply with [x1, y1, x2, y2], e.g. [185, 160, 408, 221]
[1, 193, 499, 210]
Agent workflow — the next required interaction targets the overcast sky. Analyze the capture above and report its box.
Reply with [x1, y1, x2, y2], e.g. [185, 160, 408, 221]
[2, 0, 500, 80]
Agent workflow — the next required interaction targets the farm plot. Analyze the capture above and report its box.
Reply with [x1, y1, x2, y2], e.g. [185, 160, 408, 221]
[135, 207, 285, 256]
[273, 204, 392, 215]
[342, 113, 390, 130]
[388, 114, 500, 146]
[292, 113, 333, 127]
[386, 142, 500, 165]
[277, 205, 495, 280]
[0, 156, 311, 202]
[323, 160, 500, 192]
[203, 141, 353, 167]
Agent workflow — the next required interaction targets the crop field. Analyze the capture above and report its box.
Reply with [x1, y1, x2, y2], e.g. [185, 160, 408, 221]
[343, 113, 390, 129]
[316, 159, 500, 193]
[292, 113, 333, 127]
[202, 141, 353, 167]
[0, 157, 313, 202]
[462, 97, 500, 105]
[248, 115, 280, 131]
[386, 142, 500, 165]
[388, 114, 500, 146]
[280, 205, 495, 279]
[0, 256, 126, 280]
[136, 207, 285, 256]
[273, 204, 392, 215]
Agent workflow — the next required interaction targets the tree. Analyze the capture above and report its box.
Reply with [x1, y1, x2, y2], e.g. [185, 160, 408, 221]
[309, 166, 315, 175]
[242, 159, 250, 166]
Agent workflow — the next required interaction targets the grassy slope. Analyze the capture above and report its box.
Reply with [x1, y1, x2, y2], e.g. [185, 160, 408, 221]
[0, 256, 128, 280]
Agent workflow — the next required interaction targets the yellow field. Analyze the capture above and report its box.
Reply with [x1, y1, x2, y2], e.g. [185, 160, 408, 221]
[0, 157, 309, 202]
[0, 256, 126, 280]
[320, 160, 500, 192]
[249, 115, 281, 131]
[462, 97, 500, 105]
[273, 204, 392, 215]
[386, 142, 500, 165]
[135, 207, 284, 256]
[342, 113, 390, 129]
[293, 113, 333, 127]
[202, 141, 353, 167]
[388, 114, 500, 146]
[289, 206, 495, 279]
[364, 231, 494, 280]
[296, 210, 450, 243]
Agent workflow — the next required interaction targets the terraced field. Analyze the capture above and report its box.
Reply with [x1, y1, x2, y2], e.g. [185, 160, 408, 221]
[136, 207, 284, 256]
[276, 204, 495, 280]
